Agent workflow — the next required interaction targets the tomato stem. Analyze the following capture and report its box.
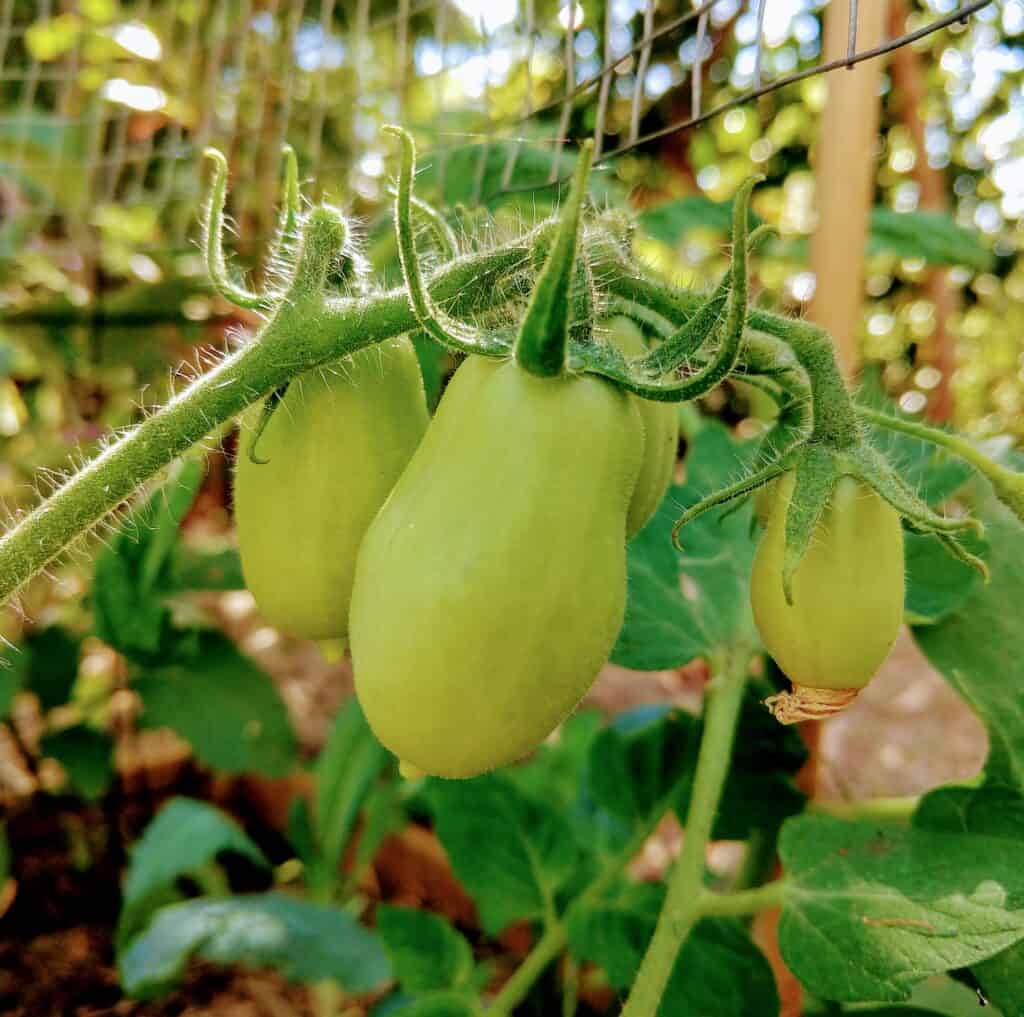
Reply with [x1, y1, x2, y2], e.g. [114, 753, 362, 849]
[620, 649, 749, 1017]
[859, 405, 1024, 525]
[698, 880, 788, 918]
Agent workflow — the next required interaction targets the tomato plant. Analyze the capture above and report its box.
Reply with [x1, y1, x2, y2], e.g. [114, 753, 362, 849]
[2, 124, 1024, 1017]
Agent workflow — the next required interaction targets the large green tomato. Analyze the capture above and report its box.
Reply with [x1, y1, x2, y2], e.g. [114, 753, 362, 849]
[751, 471, 904, 719]
[604, 316, 680, 537]
[349, 356, 643, 778]
[234, 338, 428, 640]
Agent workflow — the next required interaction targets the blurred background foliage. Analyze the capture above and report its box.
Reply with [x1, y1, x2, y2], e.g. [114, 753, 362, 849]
[0, 0, 1022, 532]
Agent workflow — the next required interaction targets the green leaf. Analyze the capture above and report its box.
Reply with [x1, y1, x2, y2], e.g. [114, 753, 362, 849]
[915, 784, 1024, 1017]
[710, 680, 807, 839]
[23, 626, 81, 710]
[93, 460, 204, 662]
[585, 705, 697, 830]
[380, 993, 480, 1017]
[134, 631, 298, 777]
[118, 796, 268, 947]
[119, 892, 389, 999]
[913, 502, 1024, 790]
[613, 423, 759, 669]
[778, 814, 1024, 1003]
[376, 905, 474, 993]
[428, 775, 577, 935]
[167, 547, 245, 591]
[0, 642, 29, 718]
[868, 208, 993, 272]
[40, 725, 114, 800]
[504, 710, 604, 814]
[640, 195, 762, 243]
[314, 698, 388, 881]
[567, 879, 778, 1016]
[904, 530, 986, 626]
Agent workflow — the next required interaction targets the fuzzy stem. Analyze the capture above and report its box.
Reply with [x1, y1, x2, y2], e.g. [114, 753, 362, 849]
[620, 651, 749, 1017]
[488, 922, 566, 1017]
[201, 149, 268, 310]
[0, 243, 535, 608]
[748, 313, 860, 448]
[514, 141, 594, 377]
[859, 405, 1024, 522]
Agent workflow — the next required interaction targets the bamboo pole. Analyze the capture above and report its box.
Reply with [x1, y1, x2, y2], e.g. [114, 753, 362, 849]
[807, 0, 890, 380]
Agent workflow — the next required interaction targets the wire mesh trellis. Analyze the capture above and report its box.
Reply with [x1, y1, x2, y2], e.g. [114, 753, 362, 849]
[0, 0, 1006, 266]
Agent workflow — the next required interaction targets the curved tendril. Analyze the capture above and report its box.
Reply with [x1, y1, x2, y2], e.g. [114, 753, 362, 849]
[247, 383, 290, 465]
[672, 458, 790, 549]
[853, 445, 984, 538]
[267, 144, 301, 266]
[781, 450, 835, 605]
[383, 125, 506, 358]
[410, 191, 459, 260]
[201, 148, 267, 310]
[515, 140, 594, 377]
[635, 189, 769, 379]
[581, 175, 764, 403]
[935, 533, 990, 582]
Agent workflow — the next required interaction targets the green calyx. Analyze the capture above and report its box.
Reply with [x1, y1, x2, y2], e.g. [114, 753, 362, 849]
[674, 435, 988, 604]
[513, 141, 594, 377]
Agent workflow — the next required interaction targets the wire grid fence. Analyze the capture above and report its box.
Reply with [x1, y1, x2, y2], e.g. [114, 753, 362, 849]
[0, 0, 1004, 268]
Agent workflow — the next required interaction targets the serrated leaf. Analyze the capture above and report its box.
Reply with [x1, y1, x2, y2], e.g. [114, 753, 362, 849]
[915, 784, 1024, 1017]
[134, 631, 298, 777]
[567, 879, 778, 1016]
[613, 424, 759, 670]
[40, 725, 114, 800]
[119, 892, 389, 999]
[640, 194, 762, 243]
[119, 797, 267, 947]
[778, 814, 1024, 1003]
[429, 775, 576, 935]
[376, 905, 474, 993]
[868, 208, 992, 271]
[913, 502, 1024, 791]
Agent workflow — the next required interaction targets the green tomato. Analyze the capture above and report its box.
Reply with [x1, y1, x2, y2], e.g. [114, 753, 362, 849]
[751, 471, 904, 719]
[604, 316, 680, 537]
[349, 355, 643, 778]
[234, 338, 428, 640]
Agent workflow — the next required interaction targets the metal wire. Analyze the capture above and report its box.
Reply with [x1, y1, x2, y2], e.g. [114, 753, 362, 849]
[0, 0, 1003, 262]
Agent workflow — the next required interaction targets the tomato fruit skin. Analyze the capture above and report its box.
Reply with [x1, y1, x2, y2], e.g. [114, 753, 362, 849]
[234, 338, 428, 640]
[751, 471, 904, 694]
[605, 316, 680, 537]
[349, 356, 643, 778]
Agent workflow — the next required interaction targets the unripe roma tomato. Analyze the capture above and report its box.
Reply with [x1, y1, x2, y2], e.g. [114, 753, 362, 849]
[604, 316, 680, 537]
[751, 471, 904, 722]
[349, 355, 643, 778]
[234, 338, 428, 640]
